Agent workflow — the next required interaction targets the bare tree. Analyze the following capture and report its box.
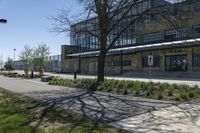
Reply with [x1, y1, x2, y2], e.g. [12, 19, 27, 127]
[32, 43, 50, 76]
[4, 57, 13, 72]
[19, 44, 33, 76]
[0, 54, 3, 73]
[51, 0, 194, 82]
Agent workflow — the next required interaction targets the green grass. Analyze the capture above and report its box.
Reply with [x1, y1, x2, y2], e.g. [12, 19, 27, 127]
[49, 77, 200, 101]
[0, 88, 128, 133]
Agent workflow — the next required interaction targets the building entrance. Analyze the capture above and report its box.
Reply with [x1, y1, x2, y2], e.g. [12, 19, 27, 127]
[165, 54, 188, 72]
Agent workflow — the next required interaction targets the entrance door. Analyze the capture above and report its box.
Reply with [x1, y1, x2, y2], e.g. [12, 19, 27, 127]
[165, 55, 188, 72]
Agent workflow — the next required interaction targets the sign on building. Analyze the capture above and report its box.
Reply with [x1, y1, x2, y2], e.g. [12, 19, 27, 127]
[148, 55, 154, 66]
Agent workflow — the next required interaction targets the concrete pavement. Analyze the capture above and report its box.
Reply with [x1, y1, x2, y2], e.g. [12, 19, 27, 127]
[110, 99, 200, 133]
[0, 76, 174, 122]
[1, 75, 200, 132]
[14, 70, 200, 87]
[0, 76, 67, 93]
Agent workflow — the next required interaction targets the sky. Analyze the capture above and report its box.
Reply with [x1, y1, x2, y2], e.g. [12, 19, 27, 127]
[0, 0, 82, 61]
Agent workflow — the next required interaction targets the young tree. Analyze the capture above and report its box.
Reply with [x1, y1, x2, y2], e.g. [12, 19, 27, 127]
[0, 54, 3, 73]
[4, 57, 13, 72]
[51, 0, 191, 82]
[32, 43, 50, 76]
[19, 44, 33, 76]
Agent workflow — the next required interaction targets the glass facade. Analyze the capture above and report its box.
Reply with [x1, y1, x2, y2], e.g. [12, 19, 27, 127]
[193, 53, 200, 66]
[165, 55, 188, 71]
[192, 24, 200, 36]
[164, 28, 186, 40]
[70, 0, 152, 53]
[143, 32, 161, 43]
[70, 0, 200, 54]
[176, 0, 200, 13]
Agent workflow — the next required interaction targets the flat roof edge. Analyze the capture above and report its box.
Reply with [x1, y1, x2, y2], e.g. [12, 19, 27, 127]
[67, 38, 200, 57]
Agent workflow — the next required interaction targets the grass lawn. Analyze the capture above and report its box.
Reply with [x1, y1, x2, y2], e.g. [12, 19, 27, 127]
[0, 88, 128, 133]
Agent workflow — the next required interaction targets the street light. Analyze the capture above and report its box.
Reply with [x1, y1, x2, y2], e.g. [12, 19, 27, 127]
[13, 48, 16, 70]
[0, 19, 7, 72]
[0, 19, 7, 24]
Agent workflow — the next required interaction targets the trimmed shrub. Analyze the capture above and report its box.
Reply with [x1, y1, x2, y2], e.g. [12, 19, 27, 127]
[188, 91, 196, 98]
[48, 77, 200, 101]
[157, 92, 164, 100]
[179, 91, 188, 100]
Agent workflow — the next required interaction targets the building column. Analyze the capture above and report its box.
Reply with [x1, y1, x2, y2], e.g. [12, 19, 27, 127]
[188, 47, 193, 72]
[78, 55, 81, 73]
[161, 49, 165, 72]
[120, 50, 123, 74]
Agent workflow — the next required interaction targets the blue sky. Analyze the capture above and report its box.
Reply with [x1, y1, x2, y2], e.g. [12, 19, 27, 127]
[0, 0, 82, 61]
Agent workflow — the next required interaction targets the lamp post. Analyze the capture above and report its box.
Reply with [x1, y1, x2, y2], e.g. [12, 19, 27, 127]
[0, 54, 3, 73]
[0, 19, 7, 72]
[0, 19, 7, 24]
[13, 48, 16, 70]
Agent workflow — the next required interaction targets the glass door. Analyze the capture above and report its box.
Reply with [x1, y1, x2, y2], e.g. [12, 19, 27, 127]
[165, 55, 188, 72]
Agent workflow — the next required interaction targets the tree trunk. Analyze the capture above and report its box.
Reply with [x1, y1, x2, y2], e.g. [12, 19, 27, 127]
[97, 49, 106, 82]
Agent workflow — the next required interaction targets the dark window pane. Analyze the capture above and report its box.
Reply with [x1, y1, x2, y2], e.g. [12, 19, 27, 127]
[193, 53, 200, 66]
[164, 28, 186, 40]
[143, 32, 161, 43]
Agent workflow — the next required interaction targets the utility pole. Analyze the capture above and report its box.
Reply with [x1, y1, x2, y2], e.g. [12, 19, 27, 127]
[0, 19, 7, 72]
[13, 48, 16, 70]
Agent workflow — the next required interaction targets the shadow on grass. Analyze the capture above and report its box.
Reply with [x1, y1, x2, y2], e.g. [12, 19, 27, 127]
[0, 87, 127, 133]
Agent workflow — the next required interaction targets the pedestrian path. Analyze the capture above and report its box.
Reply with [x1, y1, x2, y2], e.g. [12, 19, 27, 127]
[110, 99, 200, 133]
[14, 70, 200, 87]
[0, 75, 200, 132]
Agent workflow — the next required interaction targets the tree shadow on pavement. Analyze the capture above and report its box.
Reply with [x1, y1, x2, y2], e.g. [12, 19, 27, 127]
[22, 86, 177, 132]
[110, 99, 200, 133]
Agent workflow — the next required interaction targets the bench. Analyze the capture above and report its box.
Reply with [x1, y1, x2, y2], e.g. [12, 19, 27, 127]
[41, 76, 54, 82]
[6, 72, 18, 77]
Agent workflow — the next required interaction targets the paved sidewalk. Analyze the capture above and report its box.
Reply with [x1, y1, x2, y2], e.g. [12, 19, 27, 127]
[0, 76, 173, 123]
[14, 70, 200, 87]
[110, 99, 200, 133]
[1, 76, 200, 132]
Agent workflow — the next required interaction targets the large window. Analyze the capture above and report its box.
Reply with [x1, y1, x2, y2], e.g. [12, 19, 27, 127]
[143, 32, 161, 43]
[193, 53, 200, 66]
[192, 24, 200, 36]
[164, 28, 186, 40]
[178, 1, 200, 13]
[142, 56, 160, 67]
[105, 60, 131, 67]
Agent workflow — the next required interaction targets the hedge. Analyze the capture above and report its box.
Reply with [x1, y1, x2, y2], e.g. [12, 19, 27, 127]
[49, 77, 200, 101]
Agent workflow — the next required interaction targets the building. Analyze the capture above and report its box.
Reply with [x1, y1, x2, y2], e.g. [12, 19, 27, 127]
[45, 55, 61, 72]
[61, 0, 200, 75]
[14, 55, 61, 73]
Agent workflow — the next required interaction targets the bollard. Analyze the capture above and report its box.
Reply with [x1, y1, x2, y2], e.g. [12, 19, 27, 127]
[74, 72, 77, 79]
[31, 70, 34, 79]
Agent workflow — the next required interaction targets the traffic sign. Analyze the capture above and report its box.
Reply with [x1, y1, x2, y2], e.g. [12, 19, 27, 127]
[148, 55, 153, 66]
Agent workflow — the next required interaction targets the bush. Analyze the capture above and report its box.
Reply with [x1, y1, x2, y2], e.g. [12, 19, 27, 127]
[179, 91, 188, 100]
[48, 77, 200, 101]
[188, 90, 197, 98]
[157, 92, 164, 100]
[123, 88, 128, 95]
[167, 86, 174, 96]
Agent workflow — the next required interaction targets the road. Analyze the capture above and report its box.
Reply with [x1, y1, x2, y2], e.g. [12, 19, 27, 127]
[1, 75, 200, 132]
